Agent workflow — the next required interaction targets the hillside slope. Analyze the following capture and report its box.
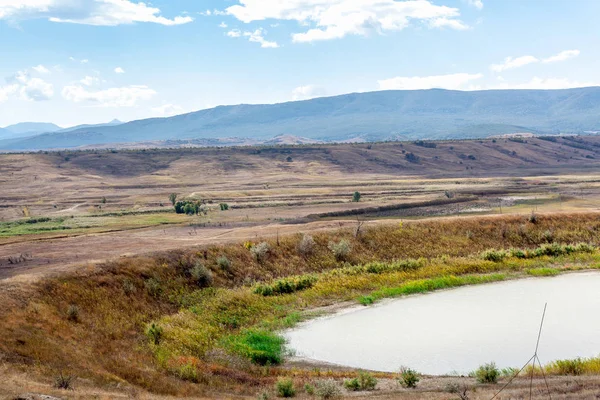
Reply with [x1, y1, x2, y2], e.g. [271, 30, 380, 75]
[3, 87, 600, 150]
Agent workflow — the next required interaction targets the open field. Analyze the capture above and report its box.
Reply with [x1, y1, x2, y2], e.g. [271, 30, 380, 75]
[3, 136, 600, 280]
[3, 138, 600, 399]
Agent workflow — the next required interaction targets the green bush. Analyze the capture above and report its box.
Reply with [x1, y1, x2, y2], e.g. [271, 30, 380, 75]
[344, 372, 377, 391]
[190, 262, 213, 287]
[146, 323, 163, 345]
[343, 378, 361, 391]
[553, 358, 584, 375]
[276, 378, 296, 397]
[66, 305, 80, 322]
[145, 278, 162, 297]
[328, 239, 351, 261]
[219, 203, 230, 211]
[314, 380, 341, 399]
[475, 362, 499, 384]
[233, 330, 286, 365]
[352, 191, 361, 202]
[251, 242, 271, 263]
[398, 367, 419, 388]
[304, 383, 315, 395]
[482, 249, 507, 262]
[217, 255, 232, 271]
[254, 275, 317, 296]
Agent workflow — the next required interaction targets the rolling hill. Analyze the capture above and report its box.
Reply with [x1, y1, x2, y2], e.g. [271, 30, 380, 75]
[2, 87, 600, 150]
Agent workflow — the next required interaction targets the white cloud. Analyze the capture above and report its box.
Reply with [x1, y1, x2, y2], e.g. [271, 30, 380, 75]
[226, 0, 468, 43]
[1, 0, 193, 26]
[491, 50, 580, 73]
[219, 21, 228, 28]
[378, 73, 483, 90]
[228, 27, 279, 48]
[6, 70, 54, 101]
[243, 28, 279, 48]
[490, 77, 598, 90]
[490, 55, 539, 73]
[114, 67, 125, 74]
[32, 64, 50, 74]
[199, 9, 212, 16]
[292, 84, 327, 100]
[465, 0, 483, 10]
[542, 49, 580, 63]
[152, 103, 185, 116]
[69, 56, 89, 64]
[61, 84, 156, 107]
[0, 84, 18, 103]
[80, 76, 99, 86]
[81, 59, 89, 64]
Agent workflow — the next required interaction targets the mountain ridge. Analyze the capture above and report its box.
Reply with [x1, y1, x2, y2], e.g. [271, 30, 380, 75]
[2, 87, 600, 150]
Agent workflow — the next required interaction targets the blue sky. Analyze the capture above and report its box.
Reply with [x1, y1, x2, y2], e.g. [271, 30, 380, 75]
[1, 0, 599, 127]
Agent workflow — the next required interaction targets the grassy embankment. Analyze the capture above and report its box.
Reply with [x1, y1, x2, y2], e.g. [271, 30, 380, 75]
[2, 213, 600, 397]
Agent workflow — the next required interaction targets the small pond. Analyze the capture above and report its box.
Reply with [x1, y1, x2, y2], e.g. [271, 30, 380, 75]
[285, 272, 600, 375]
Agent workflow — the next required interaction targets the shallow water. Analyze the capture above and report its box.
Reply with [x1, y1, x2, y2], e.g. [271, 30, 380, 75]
[285, 272, 600, 374]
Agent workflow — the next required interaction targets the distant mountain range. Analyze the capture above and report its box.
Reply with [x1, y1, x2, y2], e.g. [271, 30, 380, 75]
[0, 120, 122, 141]
[2, 87, 600, 150]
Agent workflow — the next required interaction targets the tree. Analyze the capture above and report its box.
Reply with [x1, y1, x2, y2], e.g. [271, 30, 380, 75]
[352, 191, 361, 202]
[169, 193, 178, 206]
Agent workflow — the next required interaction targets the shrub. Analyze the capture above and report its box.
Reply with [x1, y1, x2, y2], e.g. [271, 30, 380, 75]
[475, 362, 499, 384]
[217, 255, 232, 271]
[257, 391, 271, 400]
[358, 371, 377, 390]
[190, 262, 213, 287]
[251, 242, 271, 263]
[509, 248, 526, 259]
[482, 249, 507, 262]
[254, 275, 317, 296]
[344, 372, 376, 391]
[529, 211, 538, 224]
[219, 203, 230, 211]
[297, 234, 316, 258]
[328, 239, 351, 261]
[233, 330, 286, 365]
[314, 380, 341, 399]
[54, 373, 74, 390]
[169, 193, 178, 206]
[343, 378, 361, 391]
[146, 323, 163, 345]
[552, 358, 584, 375]
[122, 278, 137, 295]
[276, 378, 296, 397]
[178, 362, 199, 382]
[398, 367, 419, 388]
[66, 305, 80, 322]
[352, 191, 361, 202]
[304, 383, 315, 395]
[145, 278, 162, 297]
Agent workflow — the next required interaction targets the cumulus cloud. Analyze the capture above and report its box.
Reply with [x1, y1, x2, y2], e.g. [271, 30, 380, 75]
[490, 55, 539, 73]
[243, 28, 279, 48]
[378, 73, 483, 90]
[6, 70, 54, 101]
[227, 27, 279, 48]
[225, 0, 468, 43]
[219, 21, 228, 28]
[114, 67, 125, 74]
[292, 85, 327, 100]
[151, 103, 185, 116]
[32, 64, 51, 74]
[0, 0, 193, 26]
[465, 0, 483, 9]
[61, 84, 156, 107]
[542, 49, 580, 63]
